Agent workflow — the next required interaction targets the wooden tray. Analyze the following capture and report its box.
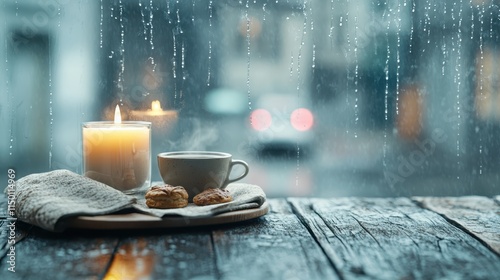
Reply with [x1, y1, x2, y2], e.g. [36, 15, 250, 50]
[66, 201, 269, 230]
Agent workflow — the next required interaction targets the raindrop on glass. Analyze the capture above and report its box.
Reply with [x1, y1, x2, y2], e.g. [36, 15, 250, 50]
[207, 0, 214, 86]
[48, 43, 54, 169]
[118, 0, 125, 97]
[140, 1, 147, 40]
[149, 0, 154, 50]
[100, 0, 104, 48]
[245, 2, 252, 109]
[172, 32, 177, 79]
[312, 44, 316, 69]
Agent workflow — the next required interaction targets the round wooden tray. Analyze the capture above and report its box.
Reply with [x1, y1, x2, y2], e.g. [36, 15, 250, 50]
[66, 201, 269, 230]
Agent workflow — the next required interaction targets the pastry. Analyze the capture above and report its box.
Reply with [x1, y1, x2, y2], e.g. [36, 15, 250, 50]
[193, 188, 233, 206]
[145, 184, 189, 209]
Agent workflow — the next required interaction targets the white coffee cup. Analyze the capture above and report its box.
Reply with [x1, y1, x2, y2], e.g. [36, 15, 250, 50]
[157, 151, 249, 199]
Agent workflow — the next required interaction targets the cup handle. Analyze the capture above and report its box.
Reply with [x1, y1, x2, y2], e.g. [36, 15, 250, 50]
[222, 160, 249, 188]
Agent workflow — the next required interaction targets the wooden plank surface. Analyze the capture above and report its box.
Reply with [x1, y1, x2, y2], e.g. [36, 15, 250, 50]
[104, 231, 217, 279]
[105, 199, 339, 279]
[1, 197, 499, 279]
[0, 226, 119, 279]
[211, 199, 339, 280]
[413, 196, 500, 255]
[289, 197, 500, 280]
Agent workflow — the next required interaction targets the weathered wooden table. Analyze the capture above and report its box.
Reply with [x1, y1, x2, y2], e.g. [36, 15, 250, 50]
[1, 196, 499, 279]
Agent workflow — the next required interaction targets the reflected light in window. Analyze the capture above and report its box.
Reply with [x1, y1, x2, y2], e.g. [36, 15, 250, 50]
[250, 109, 272, 131]
[290, 108, 314, 131]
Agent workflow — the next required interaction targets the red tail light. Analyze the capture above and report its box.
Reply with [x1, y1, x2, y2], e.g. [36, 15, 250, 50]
[290, 108, 314, 131]
[250, 109, 272, 131]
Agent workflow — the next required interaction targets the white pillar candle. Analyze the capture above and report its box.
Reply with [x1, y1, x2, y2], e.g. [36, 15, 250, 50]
[82, 106, 151, 193]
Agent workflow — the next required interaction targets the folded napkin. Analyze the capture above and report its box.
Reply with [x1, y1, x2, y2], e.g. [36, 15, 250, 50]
[13, 170, 136, 232]
[11, 170, 266, 232]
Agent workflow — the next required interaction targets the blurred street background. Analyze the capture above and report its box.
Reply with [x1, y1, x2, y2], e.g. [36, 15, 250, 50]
[1, 0, 499, 197]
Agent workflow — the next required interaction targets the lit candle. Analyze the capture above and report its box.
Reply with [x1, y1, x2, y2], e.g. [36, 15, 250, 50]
[129, 100, 178, 134]
[151, 100, 162, 112]
[82, 105, 151, 193]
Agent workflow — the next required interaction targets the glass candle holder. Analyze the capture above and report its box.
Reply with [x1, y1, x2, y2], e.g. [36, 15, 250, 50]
[82, 121, 151, 194]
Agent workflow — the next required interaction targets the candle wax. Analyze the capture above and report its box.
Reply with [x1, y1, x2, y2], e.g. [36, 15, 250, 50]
[83, 123, 150, 191]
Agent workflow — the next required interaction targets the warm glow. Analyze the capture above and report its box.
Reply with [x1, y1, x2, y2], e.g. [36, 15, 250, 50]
[103, 241, 154, 280]
[114, 105, 122, 124]
[151, 100, 162, 112]
[250, 109, 272, 131]
[290, 108, 314, 131]
[238, 16, 262, 39]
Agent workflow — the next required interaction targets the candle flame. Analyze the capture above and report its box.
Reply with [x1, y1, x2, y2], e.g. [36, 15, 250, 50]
[151, 100, 162, 112]
[114, 105, 122, 124]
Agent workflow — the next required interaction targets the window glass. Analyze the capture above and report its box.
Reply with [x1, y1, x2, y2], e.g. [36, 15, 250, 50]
[1, 0, 499, 197]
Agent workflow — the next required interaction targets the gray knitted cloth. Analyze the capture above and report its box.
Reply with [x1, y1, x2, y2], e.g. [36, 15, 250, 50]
[12, 170, 266, 232]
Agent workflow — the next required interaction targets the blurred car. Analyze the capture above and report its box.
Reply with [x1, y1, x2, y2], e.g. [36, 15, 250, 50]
[248, 93, 315, 157]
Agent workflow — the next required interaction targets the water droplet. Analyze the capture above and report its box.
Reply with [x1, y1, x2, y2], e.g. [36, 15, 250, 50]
[100, 0, 104, 48]
[181, 42, 185, 70]
[149, 0, 155, 51]
[207, 0, 214, 86]
[48, 43, 54, 169]
[207, 40, 212, 86]
[245, 4, 252, 110]
[312, 44, 316, 69]
[140, 1, 147, 40]
[173, 31, 177, 79]
[118, 0, 125, 96]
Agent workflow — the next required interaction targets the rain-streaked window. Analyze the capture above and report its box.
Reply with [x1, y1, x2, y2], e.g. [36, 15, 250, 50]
[1, 0, 499, 197]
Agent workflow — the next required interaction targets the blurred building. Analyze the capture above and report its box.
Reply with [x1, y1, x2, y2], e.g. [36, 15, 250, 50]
[0, 0, 99, 179]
